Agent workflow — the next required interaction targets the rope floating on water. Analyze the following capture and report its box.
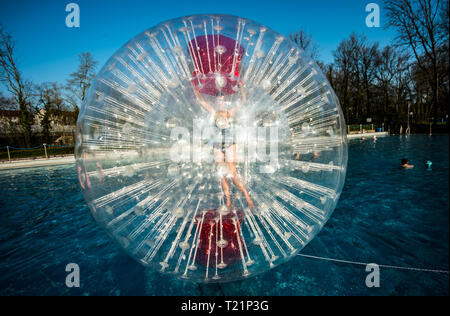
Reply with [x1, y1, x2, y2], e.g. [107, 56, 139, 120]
[297, 254, 449, 274]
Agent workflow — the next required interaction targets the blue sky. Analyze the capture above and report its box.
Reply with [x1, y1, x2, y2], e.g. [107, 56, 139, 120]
[0, 0, 397, 88]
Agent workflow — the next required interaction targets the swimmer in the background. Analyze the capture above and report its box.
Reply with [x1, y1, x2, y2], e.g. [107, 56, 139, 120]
[311, 151, 320, 161]
[294, 151, 320, 161]
[77, 152, 105, 190]
[401, 158, 414, 169]
[425, 160, 432, 170]
[373, 136, 377, 142]
[361, 136, 366, 141]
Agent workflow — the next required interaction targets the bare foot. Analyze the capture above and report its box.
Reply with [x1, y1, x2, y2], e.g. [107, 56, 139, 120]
[246, 197, 255, 208]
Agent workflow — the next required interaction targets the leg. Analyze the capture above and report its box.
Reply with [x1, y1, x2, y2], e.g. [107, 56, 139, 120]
[226, 145, 255, 208]
[214, 148, 231, 206]
[221, 177, 231, 206]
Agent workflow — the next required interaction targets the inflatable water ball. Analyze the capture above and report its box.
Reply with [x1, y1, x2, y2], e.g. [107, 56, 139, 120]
[75, 14, 348, 283]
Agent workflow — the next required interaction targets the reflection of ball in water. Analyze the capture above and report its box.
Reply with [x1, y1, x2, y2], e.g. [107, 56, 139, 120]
[76, 14, 347, 283]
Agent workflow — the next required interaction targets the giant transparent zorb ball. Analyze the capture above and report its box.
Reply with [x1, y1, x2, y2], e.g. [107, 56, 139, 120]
[76, 14, 348, 283]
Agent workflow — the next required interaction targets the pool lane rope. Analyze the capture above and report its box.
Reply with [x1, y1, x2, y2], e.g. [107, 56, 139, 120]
[297, 254, 449, 274]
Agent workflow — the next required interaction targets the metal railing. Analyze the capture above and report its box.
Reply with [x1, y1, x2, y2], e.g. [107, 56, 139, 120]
[347, 124, 384, 134]
[0, 144, 74, 162]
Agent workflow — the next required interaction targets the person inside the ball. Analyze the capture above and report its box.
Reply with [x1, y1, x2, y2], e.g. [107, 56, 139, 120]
[194, 81, 255, 209]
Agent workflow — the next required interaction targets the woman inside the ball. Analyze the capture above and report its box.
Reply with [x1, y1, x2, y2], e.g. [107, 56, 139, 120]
[194, 81, 255, 209]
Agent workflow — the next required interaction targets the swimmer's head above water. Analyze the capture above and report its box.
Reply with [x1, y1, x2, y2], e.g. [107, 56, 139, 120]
[401, 158, 414, 169]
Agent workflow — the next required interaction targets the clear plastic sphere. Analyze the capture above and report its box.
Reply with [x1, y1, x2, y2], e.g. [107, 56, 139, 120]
[76, 14, 348, 283]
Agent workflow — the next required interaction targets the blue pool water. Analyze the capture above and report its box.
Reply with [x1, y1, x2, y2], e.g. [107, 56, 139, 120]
[0, 135, 448, 295]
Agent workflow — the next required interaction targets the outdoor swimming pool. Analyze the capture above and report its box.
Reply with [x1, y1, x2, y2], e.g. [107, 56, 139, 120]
[0, 134, 448, 295]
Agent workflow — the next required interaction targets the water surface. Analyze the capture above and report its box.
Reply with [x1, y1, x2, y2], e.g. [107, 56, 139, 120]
[0, 135, 448, 295]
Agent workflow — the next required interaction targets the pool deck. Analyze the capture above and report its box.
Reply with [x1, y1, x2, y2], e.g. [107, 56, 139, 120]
[0, 155, 75, 171]
[347, 131, 389, 139]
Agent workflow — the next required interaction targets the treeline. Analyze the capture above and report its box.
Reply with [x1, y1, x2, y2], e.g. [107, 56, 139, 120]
[0, 23, 98, 147]
[291, 0, 449, 132]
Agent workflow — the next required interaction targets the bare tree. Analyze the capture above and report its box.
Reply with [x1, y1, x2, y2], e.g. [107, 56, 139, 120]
[384, 0, 448, 124]
[37, 82, 65, 143]
[437, 0, 449, 41]
[66, 52, 98, 117]
[375, 46, 411, 123]
[289, 30, 320, 60]
[356, 38, 380, 119]
[0, 92, 20, 144]
[0, 91, 15, 111]
[333, 34, 360, 122]
[0, 25, 33, 146]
